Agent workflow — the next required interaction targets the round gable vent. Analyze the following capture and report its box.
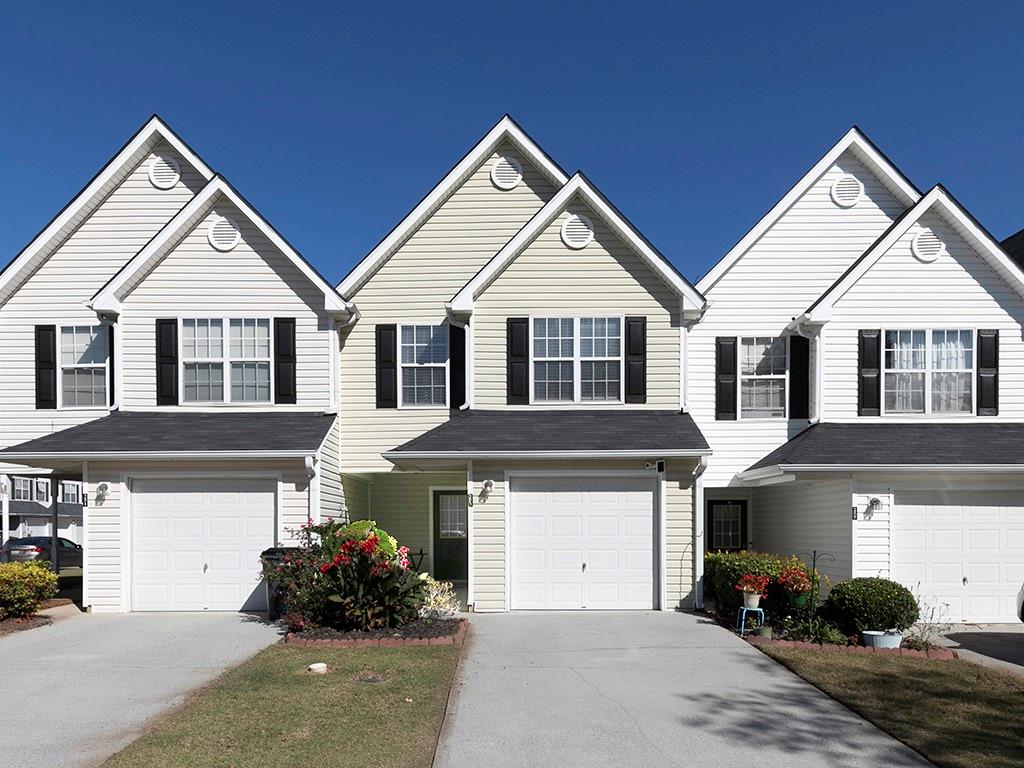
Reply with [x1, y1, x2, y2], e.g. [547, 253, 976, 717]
[490, 155, 523, 190]
[208, 215, 241, 252]
[911, 228, 944, 262]
[561, 212, 594, 249]
[830, 174, 863, 208]
[148, 153, 181, 190]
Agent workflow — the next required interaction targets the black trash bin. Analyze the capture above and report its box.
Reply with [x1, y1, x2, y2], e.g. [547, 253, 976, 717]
[260, 547, 301, 620]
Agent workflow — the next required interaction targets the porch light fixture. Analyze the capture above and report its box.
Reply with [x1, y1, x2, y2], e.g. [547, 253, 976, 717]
[481, 479, 494, 501]
[94, 482, 109, 504]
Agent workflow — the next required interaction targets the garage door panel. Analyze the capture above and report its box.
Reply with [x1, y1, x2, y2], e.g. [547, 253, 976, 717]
[510, 476, 656, 610]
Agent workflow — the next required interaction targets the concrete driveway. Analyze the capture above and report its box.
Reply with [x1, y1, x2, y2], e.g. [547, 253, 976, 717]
[940, 623, 1024, 677]
[435, 612, 932, 768]
[0, 611, 280, 768]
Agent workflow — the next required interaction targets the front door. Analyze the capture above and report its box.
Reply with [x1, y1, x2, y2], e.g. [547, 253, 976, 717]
[433, 491, 468, 581]
[706, 500, 748, 553]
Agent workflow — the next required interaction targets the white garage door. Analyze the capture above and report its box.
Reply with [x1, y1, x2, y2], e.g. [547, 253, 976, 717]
[510, 476, 656, 610]
[131, 477, 276, 612]
[893, 490, 1024, 623]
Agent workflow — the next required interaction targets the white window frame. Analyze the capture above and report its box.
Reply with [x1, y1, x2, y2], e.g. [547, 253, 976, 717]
[528, 315, 626, 405]
[12, 477, 32, 502]
[33, 479, 51, 506]
[178, 316, 275, 405]
[58, 323, 110, 410]
[397, 323, 449, 409]
[737, 336, 789, 421]
[61, 480, 83, 505]
[880, 327, 976, 416]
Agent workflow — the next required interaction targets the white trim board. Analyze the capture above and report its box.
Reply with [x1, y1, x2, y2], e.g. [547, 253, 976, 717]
[90, 176, 351, 316]
[338, 115, 569, 299]
[696, 126, 921, 294]
[0, 115, 214, 307]
[384, 449, 713, 462]
[449, 173, 705, 314]
[801, 185, 1024, 322]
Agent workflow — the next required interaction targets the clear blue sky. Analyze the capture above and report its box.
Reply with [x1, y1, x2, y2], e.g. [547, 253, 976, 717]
[1, 2, 1021, 284]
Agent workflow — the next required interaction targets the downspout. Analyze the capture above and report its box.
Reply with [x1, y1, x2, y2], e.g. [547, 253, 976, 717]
[332, 305, 360, 415]
[305, 455, 320, 523]
[692, 455, 709, 610]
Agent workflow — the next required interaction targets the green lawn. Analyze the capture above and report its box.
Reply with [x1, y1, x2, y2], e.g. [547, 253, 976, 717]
[103, 644, 460, 768]
[761, 646, 1024, 768]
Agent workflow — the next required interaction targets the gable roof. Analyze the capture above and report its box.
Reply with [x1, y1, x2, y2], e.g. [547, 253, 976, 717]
[337, 115, 569, 299]
[0, 115, 215, 307]
[696, 126, 922, 294]
[801, 184, 1024, 322]
[1001, 226, 1024, 270]
[90, 175, 351, 315]
[449, 172, 705, 313]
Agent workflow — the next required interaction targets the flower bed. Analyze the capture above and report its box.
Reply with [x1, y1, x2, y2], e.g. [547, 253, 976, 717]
[285, 617, 468, 647]
[746, 634, 957, 660]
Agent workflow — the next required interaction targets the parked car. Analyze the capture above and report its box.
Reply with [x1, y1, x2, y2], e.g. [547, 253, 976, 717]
[2, 537, 82, 569]
[1018, 584, 1024, 622]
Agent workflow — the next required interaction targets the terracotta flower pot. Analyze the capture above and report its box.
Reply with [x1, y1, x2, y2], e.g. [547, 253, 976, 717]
[742, 592, 761, 609]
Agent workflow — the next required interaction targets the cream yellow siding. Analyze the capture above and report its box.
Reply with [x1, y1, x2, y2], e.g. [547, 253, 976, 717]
[319, 416, 344, 521]
[473, 200, 682, 408]
[119, 200, 334, 409]
[84, 459, 311, 613]
[341, 474, 371, 519]
[0, 144, 205, 469]
[469, 460, 697, 612]
[339, 143, 557, 470]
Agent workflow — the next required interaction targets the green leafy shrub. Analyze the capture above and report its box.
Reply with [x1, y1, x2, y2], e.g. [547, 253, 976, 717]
[264, 519, 427, 632]
[0, 562, 58, 619]
[782, 615, 848, 645]
[420, 576, 462, 619]
[823, 577, 919, 634]
[704, 551, 814, 617]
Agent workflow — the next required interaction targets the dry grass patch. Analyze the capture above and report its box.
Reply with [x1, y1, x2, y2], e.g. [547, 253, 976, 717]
[762, 646, 1024, 768]
[103, 643, 459, 768]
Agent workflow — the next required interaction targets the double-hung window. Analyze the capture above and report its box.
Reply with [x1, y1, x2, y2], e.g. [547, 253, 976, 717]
[61, 481, 83, 505]
[884, 329, 973, 414]
[60, 325, 108, 407]
[33, 479, 51, 505]
[399, 325, 447, 407]
[12, 477, 32, 502]
[739, 337, 787, 419]
[181, 318, 271, 403]
[532, 317, 623, 403]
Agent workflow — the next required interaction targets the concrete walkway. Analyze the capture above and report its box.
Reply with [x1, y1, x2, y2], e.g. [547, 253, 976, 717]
[0, 611, 281, 768]
[435, 612, 933, 768]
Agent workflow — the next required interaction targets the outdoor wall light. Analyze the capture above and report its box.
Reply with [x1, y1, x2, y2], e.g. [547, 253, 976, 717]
[480, 479, 494, 501]
[94, 482, 109, 504]
[868, 497, 882, 510]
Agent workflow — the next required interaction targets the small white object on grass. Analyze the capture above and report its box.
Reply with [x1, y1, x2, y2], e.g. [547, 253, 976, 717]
[307, 662, 328, 674]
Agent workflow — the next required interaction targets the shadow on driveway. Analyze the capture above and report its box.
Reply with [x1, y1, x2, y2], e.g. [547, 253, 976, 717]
[943, 627, 1024, 675]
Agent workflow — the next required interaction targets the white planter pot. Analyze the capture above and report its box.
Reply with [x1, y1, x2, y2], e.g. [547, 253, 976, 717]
[742, 592, 761, 609]
[861, 630, 902, 649]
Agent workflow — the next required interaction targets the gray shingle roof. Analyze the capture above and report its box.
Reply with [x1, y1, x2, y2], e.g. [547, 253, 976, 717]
[0, 411, 336, 457]
[1002, 227, 1024, 271]
[386, 409, 709, 456]
[747, 422, 1024, 471]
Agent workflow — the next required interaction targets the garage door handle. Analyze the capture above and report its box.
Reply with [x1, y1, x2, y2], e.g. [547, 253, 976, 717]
[963, 576, 967, 586]
[204, 563, 208, 573]
[582, 562, 586, 573]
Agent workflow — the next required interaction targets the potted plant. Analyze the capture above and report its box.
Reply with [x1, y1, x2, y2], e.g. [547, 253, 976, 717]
[735, 573, 769, 609]
[778, 565, 813, 608]
[823, 577, 920, 649]
[751, 617, 773, 640]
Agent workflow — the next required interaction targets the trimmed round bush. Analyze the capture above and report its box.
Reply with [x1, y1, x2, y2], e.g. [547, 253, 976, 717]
[704, 551, 815, 617]
[823, 577, 919, 634]
[0, 562, 58, 619]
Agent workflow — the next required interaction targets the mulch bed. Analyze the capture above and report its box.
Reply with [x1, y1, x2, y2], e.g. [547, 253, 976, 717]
[747, 634, 958, 660]
[0, 615, 52, 637]
[285, 617, 467, 647]
[40, 597, 74, 610]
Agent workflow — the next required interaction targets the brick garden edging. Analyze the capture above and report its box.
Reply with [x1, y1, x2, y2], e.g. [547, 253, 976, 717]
[284, 618, 468, 648]
[747, 634, 958, 660]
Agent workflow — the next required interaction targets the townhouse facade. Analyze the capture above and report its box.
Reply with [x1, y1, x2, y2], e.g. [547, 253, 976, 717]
[1, 115, 1022, 621]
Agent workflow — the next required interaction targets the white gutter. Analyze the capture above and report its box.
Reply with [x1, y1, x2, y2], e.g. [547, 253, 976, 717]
[737, 463, 1024, 484]
[0, 450, 317, 462]
[384, 448, 713, 461]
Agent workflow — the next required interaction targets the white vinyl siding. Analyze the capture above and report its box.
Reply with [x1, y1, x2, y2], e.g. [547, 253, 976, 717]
[0, 144, 204, 470]
[751, 479, 853, 589]
[823, 210, 1024, 420]
[473, 204, 680, 409]
[338, 143, 557, 471]
[688, 151, 905, 486]
[119, 202, 333, 409]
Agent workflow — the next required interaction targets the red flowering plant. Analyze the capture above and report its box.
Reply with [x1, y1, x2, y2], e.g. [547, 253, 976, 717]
[734, 573, 770, 597]
[777, 566, 813, 595]
[264, 518, 426, 632]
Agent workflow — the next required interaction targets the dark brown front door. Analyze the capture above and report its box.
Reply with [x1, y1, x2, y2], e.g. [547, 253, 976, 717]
[706, 500, 748, 552]
[432, 491, 468, 581]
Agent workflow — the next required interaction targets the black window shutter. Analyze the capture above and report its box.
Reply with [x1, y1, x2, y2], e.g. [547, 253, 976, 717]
[107, 324, 116, 407]
[715, 337, 737, 420]
[977, 329, 999, 416]
[34, 325, 57, 410]
[506, 318, 529, 405]
[624, 316, 647, 404]
[273, 318, 297, 404]
[375, 324, 397, 409]
[155, 319, 178, 406]
[449, 323, 466, 409]
[857, 329, 881, 416]
[788, 335, 810, 419]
